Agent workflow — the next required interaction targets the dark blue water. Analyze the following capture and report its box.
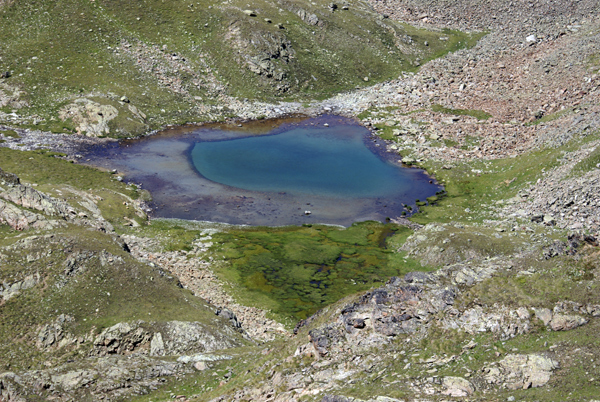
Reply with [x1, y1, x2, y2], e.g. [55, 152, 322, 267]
[84, 115, 442, 226]
[191, 125, 409, 198]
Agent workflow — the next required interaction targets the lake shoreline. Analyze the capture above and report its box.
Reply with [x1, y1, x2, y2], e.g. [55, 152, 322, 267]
[82, 115, 442, 227]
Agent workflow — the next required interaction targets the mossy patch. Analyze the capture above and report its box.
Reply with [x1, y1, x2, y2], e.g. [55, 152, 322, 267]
[209, 222, 431, 321]
[0, 129, 20, 138]
[570, 144, 600, 177]
[432, 104, 492, 121]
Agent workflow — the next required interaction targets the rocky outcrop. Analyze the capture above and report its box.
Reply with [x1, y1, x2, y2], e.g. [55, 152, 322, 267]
[0, 167, 19, 186]
[0, 181, 79, 230]
[442, 376, 475, 397]
[308, 325, 346, 357]
[322, 396, 404, 402]
[534, 303, 593, 332]
[92, 320, 244, 357]
[0, 180, 119, 232]
[443, 305, 533, 339]
[36, 314, 78, 350]
[549, 314, 588, 331]
[1, 184, 76, 218]
[0, 273, 40, 301]
[0, 199, 58, 230]
[0, 372, 27, 402]
[0, 354, 192, 400]
[296, 275, 458, 357]
[0, 82, 27, 110]
[93, 321, 152, 356]
[58, 98, 118, 137]
[484, 354, 560, 390]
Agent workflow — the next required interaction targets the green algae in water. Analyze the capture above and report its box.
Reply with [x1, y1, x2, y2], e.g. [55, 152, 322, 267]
[211, 222, 431, 321]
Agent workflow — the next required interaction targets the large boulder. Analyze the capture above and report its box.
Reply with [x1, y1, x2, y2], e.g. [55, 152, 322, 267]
[93, 320, 244, 357]
[442, 376, 475, 396]
[484, 354, 560, 390]
[549, 314, 588, 331]
[58, 98, 118, 136]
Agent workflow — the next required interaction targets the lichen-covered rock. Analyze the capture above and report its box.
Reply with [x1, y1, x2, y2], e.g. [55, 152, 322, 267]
[93, 321, 152, 356]
[93, 320, 244, 357]
[1, 184, 76, 218]
[549, 314, 588, 331]
[308, 325, 345, 357]
[0, 199, 57, 230]
[444, 305, 533, 339]
[442, 376, 475, 396]
[0, 372, 27, 402]
[484, 354, 560, 390]
[534, 307, 553, 325]
[0, 167, 20, 186]
[51, 370, 96, 392]
[0, 273, 40, 301]
[59, 98, 118, 136]
[149, 332, 164, 356]
[36, 314, 75, 349]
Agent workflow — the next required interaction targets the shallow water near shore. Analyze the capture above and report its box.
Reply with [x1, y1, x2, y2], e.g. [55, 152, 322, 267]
[84, 115, 441, 226]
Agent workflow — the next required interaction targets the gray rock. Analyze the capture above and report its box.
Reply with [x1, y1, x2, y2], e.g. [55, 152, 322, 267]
[51, 370, 96, 391]
[36, 314, 74, 349]
[0, 273, 40, 301]
[309, 325, 345, 356]
[404, 271, 434, 283]
[485, 354, 559, 390]
[58, 98, 118, 136]
[0, 168, 20, 186]
[549, 314, 588, 331]
[0, 199, 56, 231]
[149, 332, 164, 356]
[216, 307, 242, 330]
[177, 353, 232, 363]
[0, 185, 76, 218]
[534, 308, 553, 326]
[94, 320, 243, 356]
[93, 321, 151, 356]
[442, 376, 474, 396]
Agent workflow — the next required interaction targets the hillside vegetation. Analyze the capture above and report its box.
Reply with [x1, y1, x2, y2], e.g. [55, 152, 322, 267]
[0, 0, 479, 135]
[1, 0, 600, 401]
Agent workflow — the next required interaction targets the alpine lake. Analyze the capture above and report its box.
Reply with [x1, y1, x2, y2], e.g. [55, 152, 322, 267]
[85, 115, 442, 320]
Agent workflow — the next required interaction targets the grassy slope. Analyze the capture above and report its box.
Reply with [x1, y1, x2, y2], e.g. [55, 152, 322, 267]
[0, 148, 247, 372]
[169, 132, 600, 402]
[0, 147, 146, 228]
[0, 0, 482, 135]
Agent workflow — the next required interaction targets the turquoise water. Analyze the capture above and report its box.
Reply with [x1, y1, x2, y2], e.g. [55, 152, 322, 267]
[85, 116, 441, 226]
[191, 125, 411, 198]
